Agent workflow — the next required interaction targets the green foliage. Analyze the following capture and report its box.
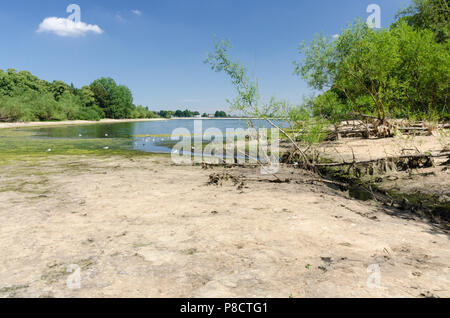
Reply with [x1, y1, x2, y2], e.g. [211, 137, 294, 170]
[390, 22, 449, 118]
[90, 78, 134, 119]
[295, 19, 449, 121]
[395, 0, 449, 43]
[157, 110, 174, 119]
[312, 91, 348, 123]
[0, 70, 147, 122]
[281, 100, 330, 145]
[214, 110, 228, 117]
[173, 109, 200, 117]
[131, 106, 157, 119]
[50, 80, 71, 101]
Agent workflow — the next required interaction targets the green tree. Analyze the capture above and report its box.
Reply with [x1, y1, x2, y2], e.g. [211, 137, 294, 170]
[395, 0, 449, 43]
[294, 20, 449, 121]
[214, 110, 228, 117]
[51, 80, 71, 101]
[90, 78, 134, 119]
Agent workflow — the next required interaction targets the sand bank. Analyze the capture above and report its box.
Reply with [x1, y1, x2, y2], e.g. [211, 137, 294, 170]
[0, 118, 168, 129]
[0, 155, 448, 298]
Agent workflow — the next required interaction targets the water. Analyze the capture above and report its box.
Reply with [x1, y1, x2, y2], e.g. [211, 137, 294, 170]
[30, 119, 287, 154]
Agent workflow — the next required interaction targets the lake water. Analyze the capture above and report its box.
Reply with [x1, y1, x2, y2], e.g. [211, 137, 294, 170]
[29, 119, 287, 155]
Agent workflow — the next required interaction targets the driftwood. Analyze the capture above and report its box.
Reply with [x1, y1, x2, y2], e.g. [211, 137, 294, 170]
[266, 118, 315, 169]
[314, 152, 450, 168]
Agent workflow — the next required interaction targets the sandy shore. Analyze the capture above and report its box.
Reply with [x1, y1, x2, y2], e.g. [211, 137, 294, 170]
[0, 118, 262, 130]
[0, 118, 168, 129]
[0, 155, 448, 298]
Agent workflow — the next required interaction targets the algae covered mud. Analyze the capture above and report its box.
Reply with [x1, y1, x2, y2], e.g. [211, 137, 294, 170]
[0, 119, 284, 162]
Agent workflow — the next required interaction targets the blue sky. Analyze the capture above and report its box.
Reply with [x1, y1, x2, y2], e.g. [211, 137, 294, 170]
[0, 0, 411, 113]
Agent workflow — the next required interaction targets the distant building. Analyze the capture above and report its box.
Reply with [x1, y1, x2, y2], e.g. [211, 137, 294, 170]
[208, 114, 214, 118]
[194, 114, 201, 118]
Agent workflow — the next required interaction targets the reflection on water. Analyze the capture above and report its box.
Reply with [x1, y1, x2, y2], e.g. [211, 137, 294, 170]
[31, 119, 287, 154]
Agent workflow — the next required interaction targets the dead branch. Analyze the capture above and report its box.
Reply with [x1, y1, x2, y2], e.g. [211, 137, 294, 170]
[314, 152, 450, 167]
[265, 118, 314, 169]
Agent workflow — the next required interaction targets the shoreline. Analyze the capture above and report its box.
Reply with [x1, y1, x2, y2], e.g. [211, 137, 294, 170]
[0, 118, 168, 129]
[0, 117, 258, 130]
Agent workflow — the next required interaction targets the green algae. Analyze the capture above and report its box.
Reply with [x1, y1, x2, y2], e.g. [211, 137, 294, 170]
[0, 127, 165, 165]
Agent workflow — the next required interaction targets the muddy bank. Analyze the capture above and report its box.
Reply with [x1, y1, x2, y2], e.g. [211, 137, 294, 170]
[312, 135, 450, 227]
[0, 155, 449, 298]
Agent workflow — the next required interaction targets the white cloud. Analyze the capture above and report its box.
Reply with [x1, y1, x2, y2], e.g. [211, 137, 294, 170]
[115, 14, 125, 22]
[37, 17, 103, 37]
[332, 34, 340, 39]
[131, 10, 142, 16]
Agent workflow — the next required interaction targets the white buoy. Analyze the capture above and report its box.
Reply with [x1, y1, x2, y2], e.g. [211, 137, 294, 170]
[103, 146, 109, 150]
[47, 149, 52, 152]
[105, 134, 108, 137]
[78, 134, 82, 137]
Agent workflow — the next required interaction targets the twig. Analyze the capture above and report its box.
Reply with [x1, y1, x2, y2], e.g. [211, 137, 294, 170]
[315, 152, 450, 167]
[265, 118, 314, 169]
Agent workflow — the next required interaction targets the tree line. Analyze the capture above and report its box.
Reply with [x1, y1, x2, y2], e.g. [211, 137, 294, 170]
[0, 71, 159, 122]
[0, 69, 230, 122]
[155, 110, 228, 118]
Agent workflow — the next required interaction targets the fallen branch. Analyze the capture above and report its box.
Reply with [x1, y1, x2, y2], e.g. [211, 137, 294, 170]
[315, 152, 450, 167]
[265, 118, 314, 170]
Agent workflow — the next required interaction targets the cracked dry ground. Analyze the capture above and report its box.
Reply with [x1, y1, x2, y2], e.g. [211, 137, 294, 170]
[0, 155, 448, 298]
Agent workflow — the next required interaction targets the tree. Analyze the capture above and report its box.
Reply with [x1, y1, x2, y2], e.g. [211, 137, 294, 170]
[79, 86, 97, 108]
[90, 77, 134, 119]
[312, 90, 347, 123]
[214, 110, 228, 117]
[395, 0, 449, 43]
[90, 83, 111, 111]
[51, 80, 71, 101]
[110, 85, 134, 119]
[158, 110, 173, 119]
[294, 20, 449, 121]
